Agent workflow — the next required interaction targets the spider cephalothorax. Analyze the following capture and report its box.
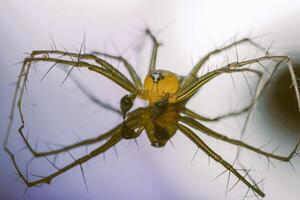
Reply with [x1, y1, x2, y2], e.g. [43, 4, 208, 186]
[4, 28, 300, 199]
[142, 69, 180, 105]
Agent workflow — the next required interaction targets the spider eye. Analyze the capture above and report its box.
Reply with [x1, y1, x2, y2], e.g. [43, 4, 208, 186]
[151, 70, 165, 83]
[120, 95, 134, 119]
[121, 123, 138, 139]
[153, 98, 169, 118]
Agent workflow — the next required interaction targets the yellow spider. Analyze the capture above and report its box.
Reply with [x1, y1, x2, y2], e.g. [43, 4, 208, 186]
[4, 28, 300, 198]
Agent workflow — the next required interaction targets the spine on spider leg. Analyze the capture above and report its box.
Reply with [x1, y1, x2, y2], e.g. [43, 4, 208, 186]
[287, 59, 300, 112]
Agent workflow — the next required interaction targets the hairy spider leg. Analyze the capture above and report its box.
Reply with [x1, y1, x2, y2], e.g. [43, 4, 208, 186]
[91, 51, 142, 89]
[30, 50, 137, 92]
[182, 37, 267, 88]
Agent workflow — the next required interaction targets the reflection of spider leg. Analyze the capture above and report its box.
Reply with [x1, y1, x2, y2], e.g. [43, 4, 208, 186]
[4, 62, 27, 147]
[145, 28, 161, 72]
[17, 117, 137, 157]
[180, 116, 300, 162]
[180, 107, 218, 122]
[64, 69, 121, 115]
[181, 106, 253, 122]
[91, 51, 142, 89]
[5, 132, 122, 187]
[182, 37, 266, 87]
[176, 55, 300, 113]
[177, 123, 265, 198]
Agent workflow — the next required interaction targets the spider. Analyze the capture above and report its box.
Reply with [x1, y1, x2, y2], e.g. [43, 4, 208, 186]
[4, 28, 300, 199]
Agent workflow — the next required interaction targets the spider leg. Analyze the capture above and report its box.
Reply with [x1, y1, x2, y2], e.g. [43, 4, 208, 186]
[91, 51, 142, 89]
[177, 123, 265, 198]
[29, 50, 136, 92]
[4, 132, 122, 187]
[179, 116, 300, 162]
[182, 37, 266, 87]
[145, 28, 161, 72]
[176, 55, 300, 113]
[177, 67, 260, 103]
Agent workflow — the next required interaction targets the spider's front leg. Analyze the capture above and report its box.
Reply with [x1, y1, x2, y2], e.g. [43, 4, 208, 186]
[182, 37, 266, 87]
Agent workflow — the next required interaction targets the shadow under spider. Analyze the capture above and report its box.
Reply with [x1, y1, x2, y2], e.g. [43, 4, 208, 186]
[4, 28, 300, 199]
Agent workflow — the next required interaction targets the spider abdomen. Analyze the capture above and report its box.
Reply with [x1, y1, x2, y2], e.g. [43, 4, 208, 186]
[141, 70, 180, 105]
